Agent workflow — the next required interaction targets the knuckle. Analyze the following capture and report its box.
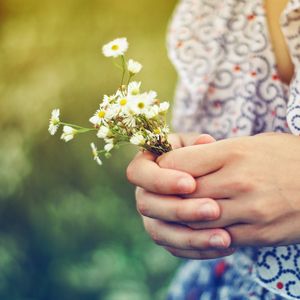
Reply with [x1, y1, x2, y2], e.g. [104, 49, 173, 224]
[126, 162, 135, 183]
[152, 234, 163, 245]
[249, 201, 269, 221]
[255, 225, 276, 246]
[226, 141, 248, 162]
[186, 234, 199, 249]
[226, 174, 254, 193]
[144, 219, 162, 245]
[195, 199, 217, 219]
[168, 134, 181, 149]
[158, 153, 175, 170]
[135, 187, 142, 200]
[166, 247, 181, 258]
[230, 224, 278, 247]
[136, 195, 150, 216]
[226, 226, 243, 246]
[174, 204, 187, 222]
[152, 176, 162, 192]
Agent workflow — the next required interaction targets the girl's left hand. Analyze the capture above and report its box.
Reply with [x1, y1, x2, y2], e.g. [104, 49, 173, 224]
[157, 133, 300, 247]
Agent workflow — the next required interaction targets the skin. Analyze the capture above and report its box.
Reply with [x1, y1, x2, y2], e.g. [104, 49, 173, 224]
[128, 134, 236, 259]
[127, 0, 299, 259]
[128, 133, 300, 259]
[265, 0, 294, 84]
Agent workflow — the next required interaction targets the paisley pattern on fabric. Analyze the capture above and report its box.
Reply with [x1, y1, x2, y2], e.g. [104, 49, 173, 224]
[168, 258, 285, 300]
[167, 0, 300, 299]
[281, 1, 300, 135]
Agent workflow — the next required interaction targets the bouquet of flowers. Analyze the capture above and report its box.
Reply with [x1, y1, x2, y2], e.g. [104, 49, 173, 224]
[48, 38, 172, 166]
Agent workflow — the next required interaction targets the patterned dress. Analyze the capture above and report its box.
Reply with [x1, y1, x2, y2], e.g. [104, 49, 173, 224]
[167, 0, 300, 299]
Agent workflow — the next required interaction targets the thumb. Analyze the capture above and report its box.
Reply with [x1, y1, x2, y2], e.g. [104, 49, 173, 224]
[193, 134, 216, 145]
[167, 133, 182, 150]
[180, 133, 216, 147]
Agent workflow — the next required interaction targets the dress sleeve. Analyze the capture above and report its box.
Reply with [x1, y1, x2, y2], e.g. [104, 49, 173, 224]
[287, 69, 300, 135]
[281, 2, 300, 135]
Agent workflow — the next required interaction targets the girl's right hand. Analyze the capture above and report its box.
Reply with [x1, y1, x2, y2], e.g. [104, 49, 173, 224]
[126, 133, 235, 259]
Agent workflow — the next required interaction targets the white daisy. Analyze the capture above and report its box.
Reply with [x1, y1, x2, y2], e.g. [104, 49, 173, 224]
[61, 126, 77, 142]
[104, 142, 114, 152]
[97, 126, 110, 139]
[102, 38, 128, 58]
[130, 134, 145, 146]
[90, 143, 102, 166]
[104, 138, 114, 145]
[117, 96, 129, 109]
[159, 102, 170, 113]
[106, 104, 120, 119]
[100, 95, 115, 108]
[128, 81, 141, 96]
[146, 90, 158, 103]
[145, 105, 159, 119]
[129, 93, 151, 115]
[128, 59, 142, 74]
[89, 109, 109, 126]
[114, 89, 123, 98]
[48, 109, 60, 135]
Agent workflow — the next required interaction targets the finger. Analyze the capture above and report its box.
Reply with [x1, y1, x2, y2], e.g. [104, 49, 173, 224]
[179, 133, 216, 147]
[185, 199, 250, 229]
[168, 133, 182, 149]
[136, 188, 220, 222]
[192, 134, 216, 145]
[164, 246, 235, 260]
[185, 170, 234, 199]
[143, 217, 232, 250]
[226, 215, 286, 246]
[186, 161, 255, 199]
[127, 151, 196, 194]
[168, 133, 216, 150]
[157, 141, 228, 177]
[228, 223, 286, 247]
[227, 224, 257, 247]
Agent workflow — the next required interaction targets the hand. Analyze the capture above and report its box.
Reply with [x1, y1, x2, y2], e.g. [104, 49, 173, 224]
[127, 133, 235, 259]
[157, 133, 300, 247]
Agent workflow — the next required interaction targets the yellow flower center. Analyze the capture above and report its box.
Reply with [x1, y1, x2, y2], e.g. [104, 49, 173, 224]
[120, 98, 127, 106]
[52, 118, 59, 125]
[98, 111, 106, 118]
[138, 102, 145, 109]
[111, 44, 119, 51]
[154, 128, 161, 135]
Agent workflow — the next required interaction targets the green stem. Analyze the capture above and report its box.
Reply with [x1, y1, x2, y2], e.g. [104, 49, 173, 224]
[120, 55, 126, 87]
[77, 128, 96, 133]
[60, 122, 96, 131]
[127, 74, 133, 86]
[113, 61, 123, 71]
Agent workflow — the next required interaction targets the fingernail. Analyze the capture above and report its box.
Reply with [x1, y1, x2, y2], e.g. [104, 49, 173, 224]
[209, 235, 227, 248]
[177, 178, 194, 193]
[200, 203, 218, 219]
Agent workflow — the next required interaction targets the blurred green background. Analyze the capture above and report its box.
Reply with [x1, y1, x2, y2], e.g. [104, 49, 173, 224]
[0, 0, 180, 299]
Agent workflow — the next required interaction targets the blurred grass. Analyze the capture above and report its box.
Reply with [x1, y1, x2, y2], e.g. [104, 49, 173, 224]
[0, 0, 179, 299]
